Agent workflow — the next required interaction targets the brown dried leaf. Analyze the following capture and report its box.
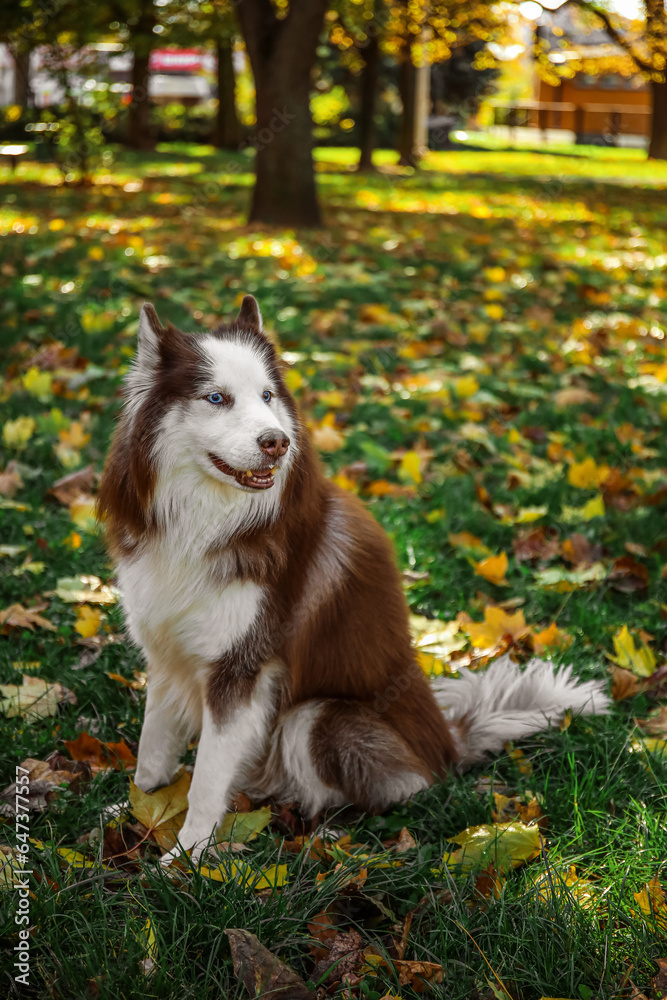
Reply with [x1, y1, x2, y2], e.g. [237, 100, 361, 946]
[46, 464, 96, 506]
[307, 909, 338, 961]
[652, 957, 667, 999]
[0, 462, 23, 497]
[64, 731, 136, 773]
[610, 666, 649, 701]
[312, 930, 363, 988]
[1, 754, 89, 815]
[608, 556, 650, 593]
[512, 527, 560, 564]
[226, 928, 314, 999]
[0, 604, 56, 633]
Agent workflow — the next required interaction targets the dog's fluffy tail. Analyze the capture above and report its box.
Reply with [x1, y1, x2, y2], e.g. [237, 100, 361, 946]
[431, 654, 611, 766]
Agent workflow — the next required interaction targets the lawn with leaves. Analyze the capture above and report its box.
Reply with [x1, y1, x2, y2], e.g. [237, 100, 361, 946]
[2, 143, 667, 999]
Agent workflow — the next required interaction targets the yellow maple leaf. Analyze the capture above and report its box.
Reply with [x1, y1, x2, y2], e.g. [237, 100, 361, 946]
[467, 606, 529, 650]
[74, 605, 103, 638]
[561, 494, 605, 523]
[2, 417, 36, 449]
[58, 422, 91, 450]
[474, 552, 509, 586]
[69, 497, 97, 531]
[633, 876, 667, 932]
[455, 375, 479, 398]
[532, 622, 571, 654]
[22, 367, 53, 400]
[484, 266, 506, 283]
[398, 450, 422, 485]
[608, 624, 656, 677]
[567, 457, 610, 489]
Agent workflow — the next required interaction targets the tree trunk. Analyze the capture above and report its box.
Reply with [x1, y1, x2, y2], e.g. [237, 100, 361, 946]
[236, 0, 326, 227]
[127, 50, 154, 150]
[358, 32, 380, 171]
[214, 37, 241, 149]
[648, 78, 667, 160]
[397, 48, 418, 166]
[126, 2, 156, 151]
[12, 49, 32, 106]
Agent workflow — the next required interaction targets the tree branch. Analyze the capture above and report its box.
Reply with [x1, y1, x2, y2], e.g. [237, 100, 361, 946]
[567, 0, 655, 75]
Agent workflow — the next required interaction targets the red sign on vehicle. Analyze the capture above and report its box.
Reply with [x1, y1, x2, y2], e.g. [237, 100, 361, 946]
[149, 49, 206, 73]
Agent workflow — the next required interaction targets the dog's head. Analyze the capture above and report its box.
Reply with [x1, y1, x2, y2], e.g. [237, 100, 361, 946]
[125, 296, 298, 494]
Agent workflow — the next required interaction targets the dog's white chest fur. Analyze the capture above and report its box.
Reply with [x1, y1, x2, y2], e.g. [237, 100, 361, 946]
[118, 543, 264, 733]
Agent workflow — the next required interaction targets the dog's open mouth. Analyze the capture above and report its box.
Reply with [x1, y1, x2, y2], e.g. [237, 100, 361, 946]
[208, 453, 276, 490]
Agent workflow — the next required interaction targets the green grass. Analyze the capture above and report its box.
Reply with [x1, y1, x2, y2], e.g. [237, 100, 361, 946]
[1, 142, 667, 998]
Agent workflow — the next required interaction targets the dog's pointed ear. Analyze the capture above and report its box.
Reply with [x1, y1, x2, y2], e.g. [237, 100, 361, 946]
[236, 294, 263, 332]
[137, 303, 163, 368]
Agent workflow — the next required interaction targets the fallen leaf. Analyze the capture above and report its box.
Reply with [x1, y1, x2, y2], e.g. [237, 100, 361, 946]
[362, 950, 445, 992]
[398, 450, 423, 485]
[531, 865, 597, 910]
[217, 807, 272, 845]
[226, 928, 314, 998]
[474, 552, 509, 586]
[0, 462, 23, 497]
[443, 821, 542, 875]
[532, 622, 571, 654]
[561, 533, 596, 566]
[55, 575, 118, 605]
[651, 957, 667, 998]
[449, 531, 492, 559]
[467, 608, 530, 651]
[608, 556, 650, 593]
[136, 917, 157, 977]
[492, 792, 543, 825]
[610, 666, 648, 701]
[567, 457, 610, 489]
[2, 416, 36, 449]
[0, 604, 55, 633]
[312, 413, 345, 451]
[69, 496, 97, 531]
[46, 464, 96, 505]
[512, 527, 560, 564]
[608, 625, 656, 677]
[633, 876, 667, 933]
[0, 676, 74, 719]
[534, 563, 606, 592]
[560, 494, 605, 523]
[74, 605, 104, 638]
[637, 705, 667, 737]
[1, 755, 89, 815]
[128, 769, 191, 851]
[312, 929, 363, 987]
[553, 387, 600, 407]
[65, 732, 136, 772]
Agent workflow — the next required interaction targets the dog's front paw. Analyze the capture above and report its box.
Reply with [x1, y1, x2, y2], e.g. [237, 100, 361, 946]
[133, 763, 176, 794]
[159, 840, 206, 868]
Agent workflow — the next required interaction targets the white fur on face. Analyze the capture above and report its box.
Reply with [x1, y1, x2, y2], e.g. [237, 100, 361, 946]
[191, 336, 296, 480]
[147, 335, 298, 543]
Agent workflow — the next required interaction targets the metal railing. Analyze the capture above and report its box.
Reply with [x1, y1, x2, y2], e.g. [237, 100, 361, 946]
[490, 101, 651, 140]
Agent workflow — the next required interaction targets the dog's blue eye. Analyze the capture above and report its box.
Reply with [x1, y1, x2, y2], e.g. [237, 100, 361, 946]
[262, 390, 272, 403]
[206, 392, 225, 405]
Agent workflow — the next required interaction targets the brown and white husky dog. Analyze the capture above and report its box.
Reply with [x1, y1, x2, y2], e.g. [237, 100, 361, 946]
[98, 296, 609, 864]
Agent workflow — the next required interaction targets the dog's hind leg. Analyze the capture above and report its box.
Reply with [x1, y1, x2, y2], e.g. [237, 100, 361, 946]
[264, 699, 433, 818]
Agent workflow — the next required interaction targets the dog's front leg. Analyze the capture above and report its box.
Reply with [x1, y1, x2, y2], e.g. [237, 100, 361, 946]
[135, 678, 189, 792]
[160, 667, 276, 866]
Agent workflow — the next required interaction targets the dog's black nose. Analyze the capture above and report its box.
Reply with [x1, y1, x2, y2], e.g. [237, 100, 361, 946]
[258, 431, 290, 458]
